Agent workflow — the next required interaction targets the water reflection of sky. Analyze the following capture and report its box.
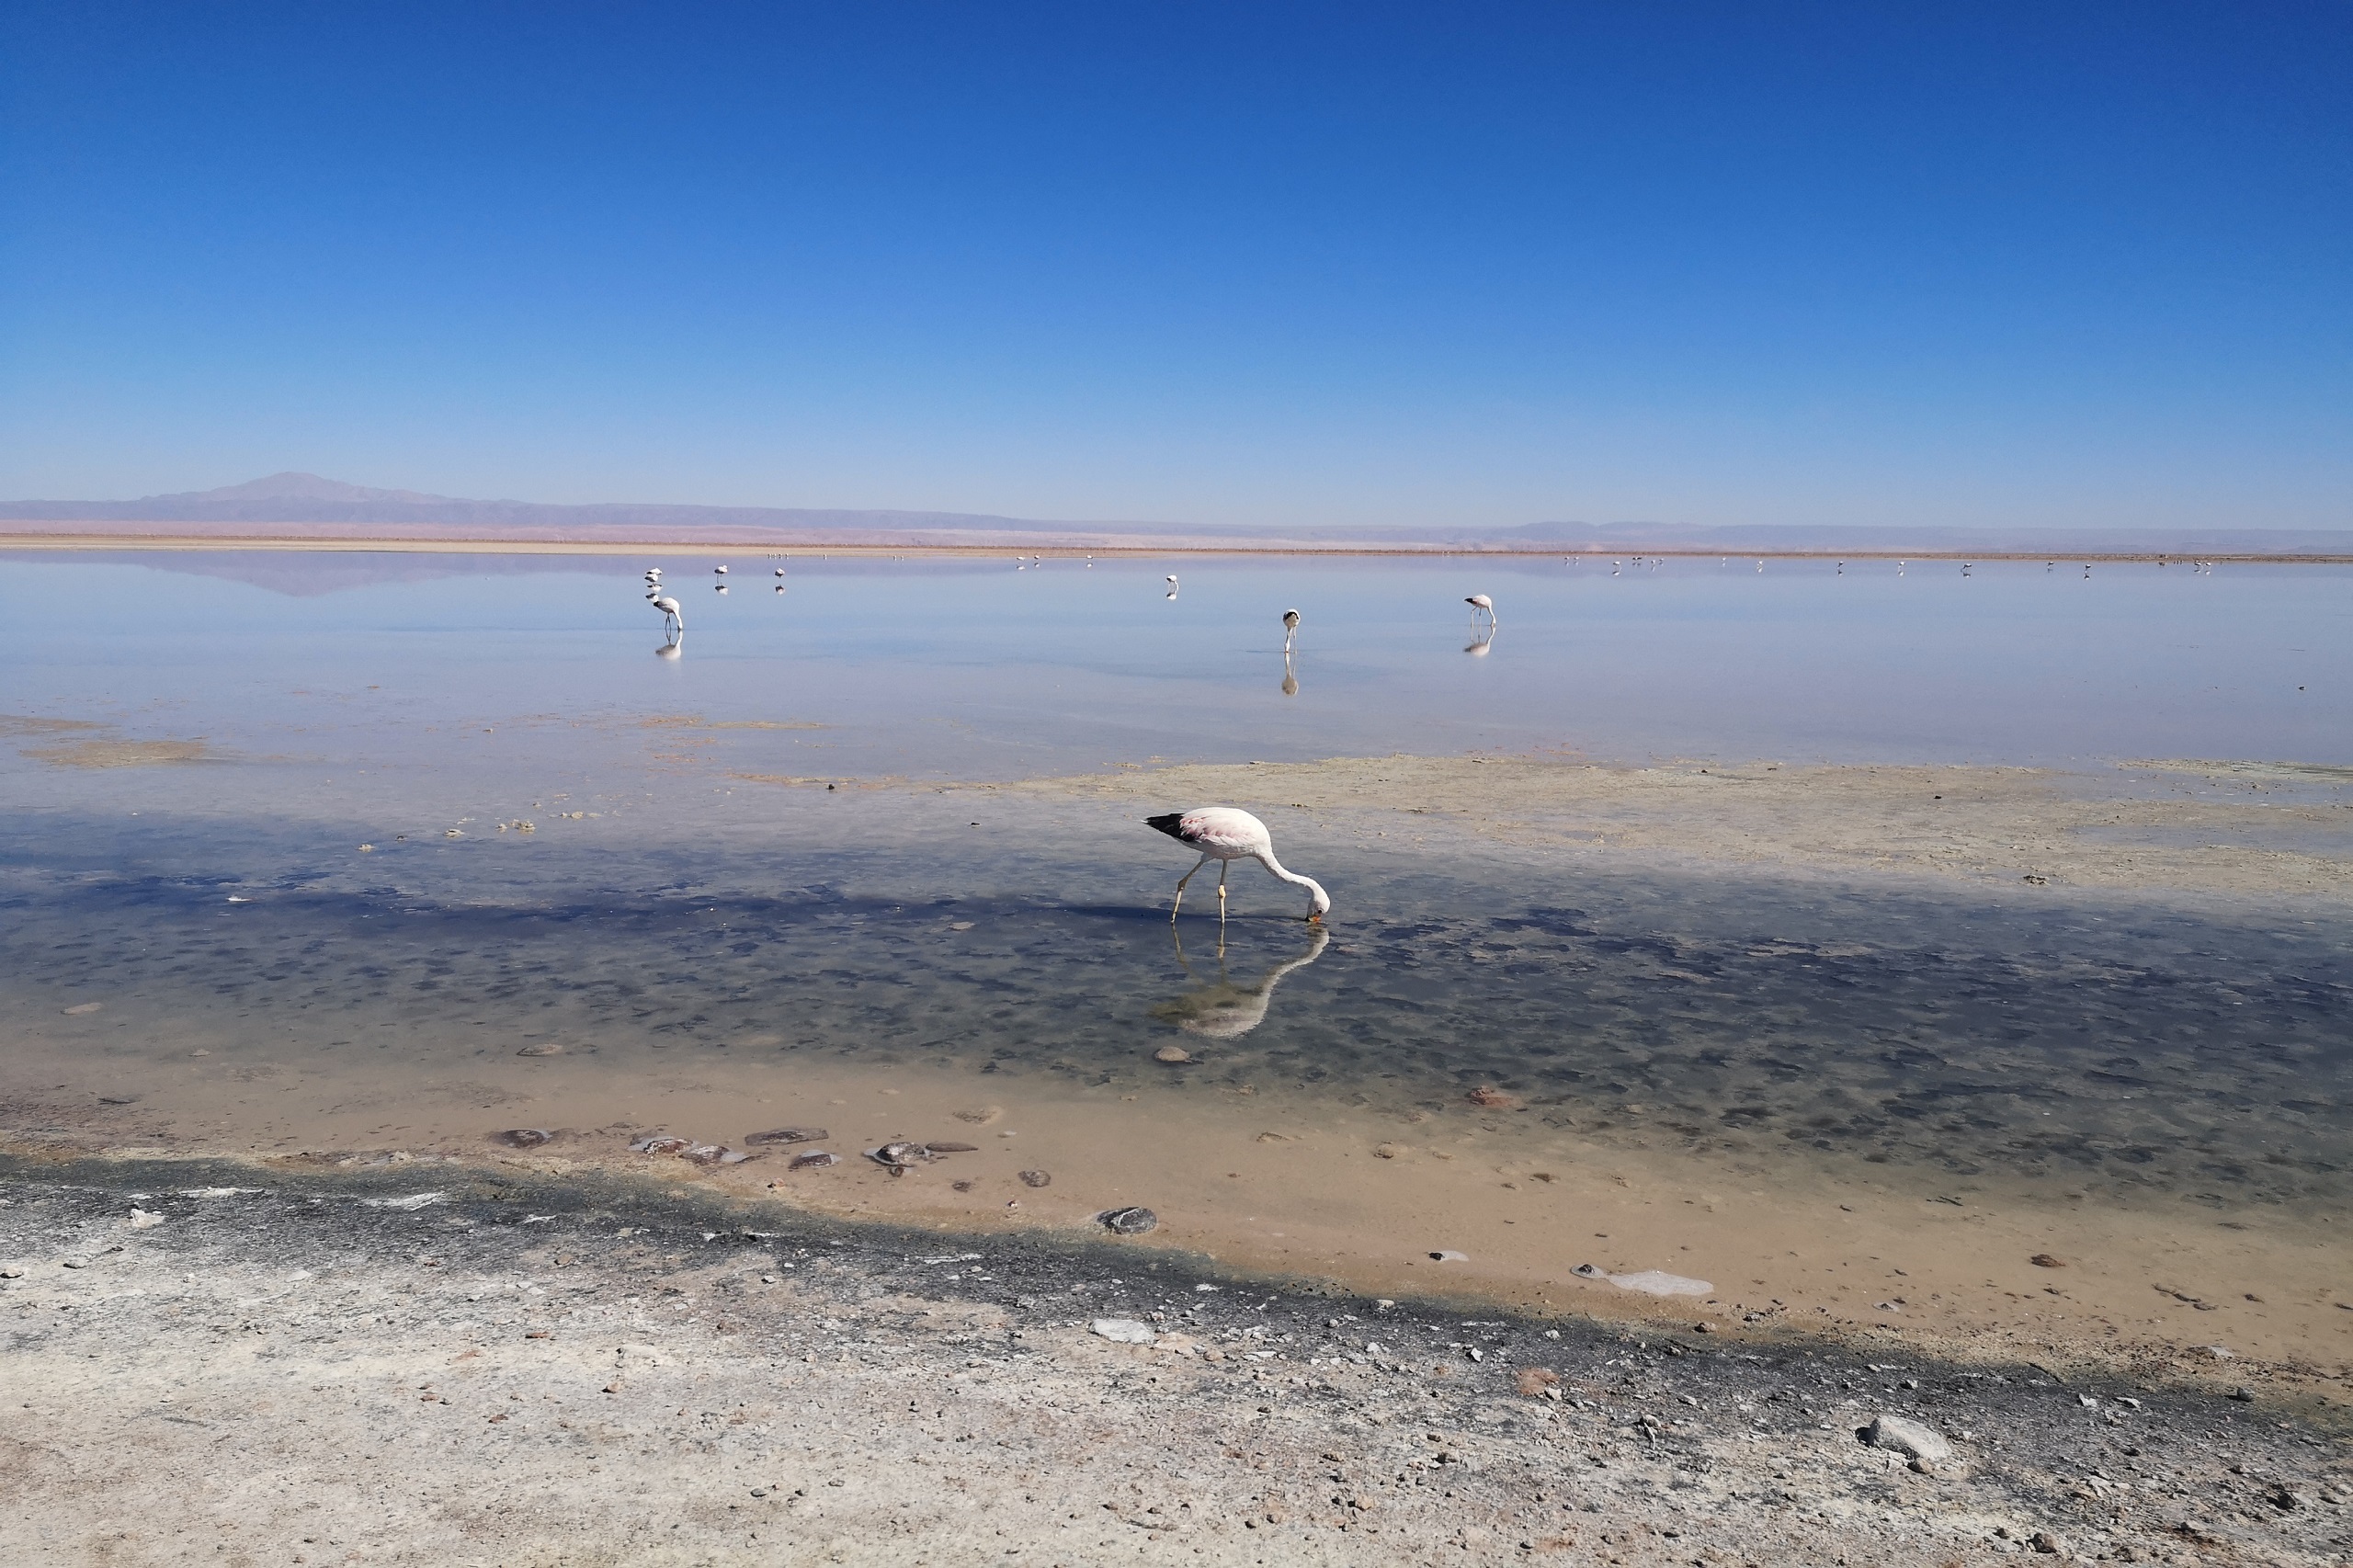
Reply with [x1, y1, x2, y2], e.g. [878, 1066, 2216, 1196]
[4, 551, 2348, 791]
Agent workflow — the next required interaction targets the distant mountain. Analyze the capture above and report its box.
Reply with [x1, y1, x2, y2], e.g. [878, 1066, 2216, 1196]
[162, 472, 457, 506]
[4, 474, 2347, 555]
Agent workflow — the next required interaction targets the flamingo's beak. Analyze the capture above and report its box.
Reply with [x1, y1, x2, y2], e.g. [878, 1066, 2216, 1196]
[1305, 913, 1323, 925]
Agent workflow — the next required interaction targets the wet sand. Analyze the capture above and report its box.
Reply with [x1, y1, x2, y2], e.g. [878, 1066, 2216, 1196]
[7, 983, 2348, 1401]
[6, 1156, 2347, 1567]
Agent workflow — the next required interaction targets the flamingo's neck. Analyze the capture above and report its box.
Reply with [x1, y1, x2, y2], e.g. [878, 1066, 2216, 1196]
[1256, 853, 1332, 917]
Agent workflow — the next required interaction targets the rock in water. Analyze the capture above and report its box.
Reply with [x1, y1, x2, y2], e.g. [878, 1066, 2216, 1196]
[516, 1043, 564, 1057]
[629, 1135, 692, 1155]
[787, 1150, 839, 1170]
[1863, 1414, 1952, 1463]
[1099, 1207, 1158, 1234]
[1154, 1046, 1193, 1063]
[745, 1127, 827, 1145]
[922, 1142, 979, 1153]
[1017, 1169, 1051, 1187]
[1089, 1318, 1155, 1345]
[495, 1129, 552, 1148]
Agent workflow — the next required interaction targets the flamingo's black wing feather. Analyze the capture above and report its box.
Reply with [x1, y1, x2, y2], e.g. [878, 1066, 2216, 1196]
[1145, 812, 1189, 842]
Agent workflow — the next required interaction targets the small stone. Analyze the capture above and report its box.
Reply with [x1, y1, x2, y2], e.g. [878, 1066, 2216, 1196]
[2029, 1254, 2067, 1267]
[2226, 1387, 2255, 1402]
[494, 1129, 551, 1148]
[1515, 1368, 1559, 1397]
[1465, 1086, 1517, 1108]
[2029, 1530, 2063, 1555]
[786, 1151, 839, 1170]
[62, 1002, 103, 1016]
[1017, 1169, 1051, 1188]
[1373, 1143, 1401, 1159]
[516, 1043, 563, 1057]
[1153, 1046, 1193, 1064]
[951, 1179, 976, 1193]
[1099, 1206, 1158, 1235]
[1428, 1249, 1468, 1262]
[1090, 1318, 1155, 1345]
[629, 1135, 691, 1155]
[1863, 1414, 1952, 1462]
[952, 1107, 1004, 1124]
[922, 1142, 979, 1154]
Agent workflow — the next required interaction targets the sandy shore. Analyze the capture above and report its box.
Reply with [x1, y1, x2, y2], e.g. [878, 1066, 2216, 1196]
[6, 1155, 2347, 1566]
[959, 755, 2353, 903]
[7, 532, 2352, 563]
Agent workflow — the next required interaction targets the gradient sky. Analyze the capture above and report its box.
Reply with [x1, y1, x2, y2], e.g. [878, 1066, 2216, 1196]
[3, 2, 2347, 529]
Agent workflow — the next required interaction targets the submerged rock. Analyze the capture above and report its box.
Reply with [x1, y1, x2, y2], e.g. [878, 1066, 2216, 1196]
[1099, 1207, 1158, 1235]
[1573, 1263, 1712, 1297]
[1017, 1169, 1051, 1188]
[494, 1129, 552, 1149]
[787, 1150, 839, 1170]
[745, 1127, 828, 1146]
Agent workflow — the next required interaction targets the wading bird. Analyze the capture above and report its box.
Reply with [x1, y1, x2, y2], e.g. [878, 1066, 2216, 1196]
[1148, 808, 1329, 923]
[1465, 593, 1495, 627]
[714, 565, 728, 575]
[1281, 608, 1300, 651]
[650, 593, 684, 633]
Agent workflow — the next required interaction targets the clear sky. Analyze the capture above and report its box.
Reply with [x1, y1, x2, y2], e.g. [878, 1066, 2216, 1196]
[3, 2, 2347, 530]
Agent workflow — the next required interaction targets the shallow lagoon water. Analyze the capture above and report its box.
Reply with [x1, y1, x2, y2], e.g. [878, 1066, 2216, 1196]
[3, 550, 2349, 1360]
[6, 550, 2349, 791]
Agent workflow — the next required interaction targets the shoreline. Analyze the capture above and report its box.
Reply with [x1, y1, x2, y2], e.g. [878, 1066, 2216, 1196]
[6, 1153, 2347, 1565]
[6, 531, 2353, 564]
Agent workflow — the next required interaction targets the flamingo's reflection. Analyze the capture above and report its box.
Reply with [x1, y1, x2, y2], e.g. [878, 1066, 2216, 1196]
[1280, 648, 1299, 696]
[655, 631, 684, 660]
[1463, 625, 1495, 656]
[1152, 922, 1329, 1040]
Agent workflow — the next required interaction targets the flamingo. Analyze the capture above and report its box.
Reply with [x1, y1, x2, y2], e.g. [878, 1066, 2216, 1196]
[650, 593, 684, 633]
[1148, 808, 1329, 923]
[1465, 593, 1495, 627]
[714, 564, 728, 575]
[1281, 608, 1300, 651]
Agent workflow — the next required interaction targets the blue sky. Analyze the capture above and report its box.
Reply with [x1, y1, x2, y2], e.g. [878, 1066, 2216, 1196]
[2, 2, 2347, 529]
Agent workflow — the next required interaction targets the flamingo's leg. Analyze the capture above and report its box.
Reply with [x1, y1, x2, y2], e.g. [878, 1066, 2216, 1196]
[1171, 853, 1211, 919]
[1217, 859, 1229, 922]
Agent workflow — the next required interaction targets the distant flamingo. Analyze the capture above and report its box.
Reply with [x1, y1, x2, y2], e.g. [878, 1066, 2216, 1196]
[1281, 608, 1300, 651]
[650, 594, 684, 633]
[1464, 593, 1495, 627]
[1149, 808, 1329, 923]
